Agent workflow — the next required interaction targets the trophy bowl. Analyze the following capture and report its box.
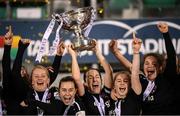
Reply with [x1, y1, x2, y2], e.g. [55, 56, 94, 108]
[53, 7, 96, 51]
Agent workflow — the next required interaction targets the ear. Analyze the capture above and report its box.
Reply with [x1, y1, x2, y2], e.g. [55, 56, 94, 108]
[101, 80, 104, 89]
[85, 77, 88, 83]
[31, 77, 34, 85]
[31, 79, 35, 86]
[159, 65, 163, 73]
[75, 88, 77, 93]
[32, 82, 34, 86]
[47, 78, 50, 87]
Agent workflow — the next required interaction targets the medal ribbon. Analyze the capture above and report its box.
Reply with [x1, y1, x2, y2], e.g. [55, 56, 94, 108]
[63, 99, 75, 116]
[34, 89, 49, 116]
[0, 99, 2, 115]
[143, 81, 155, 101]
[114, 100, 121, 116]
[93, 96, 105, 116]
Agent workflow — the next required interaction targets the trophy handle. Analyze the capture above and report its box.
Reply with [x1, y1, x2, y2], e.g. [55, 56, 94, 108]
[52, 13, 62, 24]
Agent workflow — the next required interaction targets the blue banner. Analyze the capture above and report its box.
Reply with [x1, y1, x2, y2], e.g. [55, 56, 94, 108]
[0, 19, 180, 64]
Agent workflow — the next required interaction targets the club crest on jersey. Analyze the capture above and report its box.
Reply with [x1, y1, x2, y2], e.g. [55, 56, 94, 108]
[105, 100, 110, 108]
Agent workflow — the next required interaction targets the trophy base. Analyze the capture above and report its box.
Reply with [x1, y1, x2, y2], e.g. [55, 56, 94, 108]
[72, 38, 95, 51]
[74, 44, 95, 51]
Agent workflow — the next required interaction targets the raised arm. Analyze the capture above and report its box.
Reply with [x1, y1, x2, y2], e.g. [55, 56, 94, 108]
[68, 45, 85, 96]
[131, 33, 142, 95]
[109, 39, 132, 72]
[157, 22, 176, 79]
[92, 40, 113, 89]
[12, 39, 30, 81]
[11, 39, 30, 99]
[49, 41, 65, 84]
[2, 26, 13, 98]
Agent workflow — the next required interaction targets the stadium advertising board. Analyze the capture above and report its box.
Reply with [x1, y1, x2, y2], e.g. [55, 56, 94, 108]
[0, 19, 180, 64]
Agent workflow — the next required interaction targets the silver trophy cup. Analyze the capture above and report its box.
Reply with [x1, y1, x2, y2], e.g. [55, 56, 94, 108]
[52, 7, 96, 51]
